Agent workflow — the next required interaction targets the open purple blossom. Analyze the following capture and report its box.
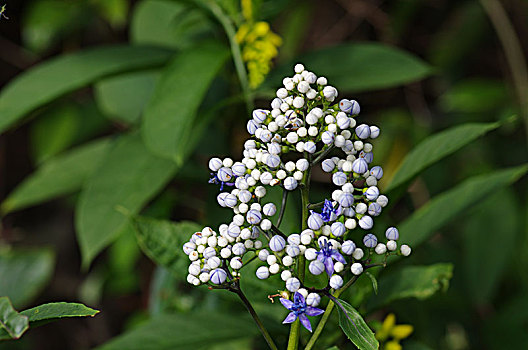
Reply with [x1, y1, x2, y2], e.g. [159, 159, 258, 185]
[208, 172, 235, 191]
[316, 238, 346, 276]
[280, 292, 324, 332]
[320, 199, 340, 222]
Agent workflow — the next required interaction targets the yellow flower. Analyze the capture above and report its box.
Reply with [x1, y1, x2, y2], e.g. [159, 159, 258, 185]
[385, 341, 402, 350]
[375, 313, 414, 350]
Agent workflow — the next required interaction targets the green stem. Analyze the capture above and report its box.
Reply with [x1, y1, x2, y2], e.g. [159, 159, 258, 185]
[287, 159, 312, 350]
[479, 0, 528, 149]
[232, 284, 278, 350]
[304, 276, 359, 350]
[206, 0, 253, 114]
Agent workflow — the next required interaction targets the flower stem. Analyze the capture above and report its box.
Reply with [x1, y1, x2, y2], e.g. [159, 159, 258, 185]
[276, 189, 289, 228]
[287, 159, 312, 350]
[231, 283, 278, 350]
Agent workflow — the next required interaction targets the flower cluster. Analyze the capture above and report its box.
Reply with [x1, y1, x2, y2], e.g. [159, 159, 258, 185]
[182, 64, 412, 332]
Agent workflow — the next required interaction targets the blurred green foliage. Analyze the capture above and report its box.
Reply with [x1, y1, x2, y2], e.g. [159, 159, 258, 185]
[0, 0, 527, 349]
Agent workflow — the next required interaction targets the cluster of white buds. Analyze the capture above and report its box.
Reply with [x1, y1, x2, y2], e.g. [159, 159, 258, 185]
[183, 64, 412, 319]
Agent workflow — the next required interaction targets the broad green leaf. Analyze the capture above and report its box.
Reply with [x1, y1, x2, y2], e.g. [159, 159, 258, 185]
[366, 272, 378, 295]
[335, 298, 379, 350]
[440, 78, 509, 113]
[0, 248, 55, 308]
[130, 0, 213, 49]
[20, 302, 98, 324]
[367, 264, 453, 311]
[463, 190, 519, 305]
[142, 42, 229, 162]
[386, 122, 500, 191]
[2, 138, 111, 214]
[267, 43, 432, 92]
[132, 216, 201, 278]
[76, 133, 178, 267]
[95, 312, 258, 350]
[94, 70, 159, 124]
[0, 45, 172, 134]
[0, 297, 28, 340]
[400, 164, 528, 248]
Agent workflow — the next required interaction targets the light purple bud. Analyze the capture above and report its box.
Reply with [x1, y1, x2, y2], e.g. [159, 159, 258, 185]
[284, 177, 298, 191]
[209, 157, 223, 171]
[363, 233, 377, 248]
[350, 100, 360, 115]
[352, 158, 368, 174]
[358, 215, 373, 230]
[385, 227, 399, 240]
[309, 260, 325, 275]
[368, 202, 382, 216]
[322, 159, 335, 173]
[370, 166, 383, 180]
[231, 162, 246, 176]
[232, 242, 246, 255]
[270, 235, 286, 252]
[341, 240, 356, 255]
[338, 193, 354, 208]
[227, 224, 241, 238]
[332, 172, 347, 186]
[286, 244, 301, 257]
[224, 194, 238, 208]
[365, 186, 380, 201]
[355, 124, 370, 139]
[203, 247, 216, 259]
[369, 126, 380, 138]
[263, 203, 277, 216]
[259, 130, 273, 143]
[217, 167, 233, 182]
[321, 131, 335, 145]
[217, 192, 228, 207]
[253, 109, 269, 123]
[247, 120, 259, 135]
[268, 142, 282, 155]
[246, 209, 262, 225]
[308, 212, 324, 230]
[331, 222, 346, 237]
[266, 154, 281, 168]
[238, 189, 252, 203]
[339, 99, 352, 113]
[210, 268, 227, 284]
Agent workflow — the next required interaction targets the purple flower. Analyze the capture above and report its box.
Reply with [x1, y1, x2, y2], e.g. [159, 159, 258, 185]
[320, 199, 341, 222]
[280, 292, 324, 332]
[316, 238, 346, 275]
[208, 172, 235, 191]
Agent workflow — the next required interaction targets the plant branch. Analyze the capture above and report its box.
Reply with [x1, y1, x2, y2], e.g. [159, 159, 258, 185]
[276, 189, 289, 228]
[312, 145, 335, 165]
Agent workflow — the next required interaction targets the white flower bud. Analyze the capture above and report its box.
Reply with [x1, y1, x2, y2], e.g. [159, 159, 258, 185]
[286, 277, 301, 292]
[281, 270, 292, 281]
[256, 266, 270, 279]
[317, 77, 327, 85]
[296, 159, 309, 171]
[377, 195, 389, 207]
[304, 248, 317, 260]
[295, 142, 305, 152]
[401, 244, 412, 256]
[385, 227, 399, 240]
[306, 293, 321, 307]
[208, 256, 221, 269]
[255, 186, 266, 198]
[232, 242, 246, 255]
[267, 254, 277, 265]
[238, 203, 249, 214]
[286, 132, 299, 144]
[258, 249, 270, 261]
[351, 263, 363, 275]
[260, 219, 272, 231]
[269, 263, 280, 274]
[277, 88, 288, 99]
[298, 81, 310, 93]
[284, 177, 298, 191]
[355, 124, 371, 139]
[366, 176, 378, 187]
[341, 240, 356, 255]
[330, 275, 344, 289]
[387, 240, 397, 251]
[309, 260, 325, 275]
[286, 244, 301, 257]
[306, 113, 318, 125]
[293, 96, 305, 108]
[294, 63, 305, 73]
[355, 203, 367, 214]
[210, 268, 228, 284]
[230, 257, 243, 270]
[263, 203, 277, 216]
[209, 157, 223, 171]
[270, 235, 286, 252]
[370, 126, 380, 138]
[352, 248, 364, 260]
[283, 255, 293, 266]
[334, 262, 344, 273]
[297, 127, 308, 138]
[321, 159, 335, 172]
[375, 243, 387, 255]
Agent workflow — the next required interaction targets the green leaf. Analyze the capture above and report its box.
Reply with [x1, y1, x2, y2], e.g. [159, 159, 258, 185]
[76, 133, 178, 267]
[386, 122, 500, 191]
[0, 248, 55, 308]
[440, 78, 509, 113]
[463, 190, 519, 305]
[95, 312, 258, 350]
[20, 302, 99, 325]
[2, 138, 112, 214]
[400, 164, 528, 248]
[0, 297, 29, 340]
[335, 298, 379, 350]
[130, 0, 213, 50]
[94, 70, 159, 124]
[366, 272, 378, 295]
[267, 43, 432, 92]
[142, 42, 230, 162]
[367, 264, 454, 311]
[132, 216, 201, 278]
[0, 45, 172, 134]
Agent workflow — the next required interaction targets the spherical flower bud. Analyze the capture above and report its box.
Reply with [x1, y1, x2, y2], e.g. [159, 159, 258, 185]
[365, 186, 380, 201]
[304, 141, 316, 154]
[351, 263, 363, 275]
[385, 240, 396, 251]
[355, 124, 371, 139]
[352, 248, 364, 260]
[284, 177, 298, 191]
[366, 176, 377, 187]
[370, 166, 383, 180]
[240, 228, 251, 240]
[265, 154, 281, 169]
[368, 202, 382, 216]
[362, 151, 374, 164]
[256, 266, 270, 279]
[342, 183, 354, 193]
[304, 248, 317, 260]
[286, 277, 301, 292]
[332, 172, 347, 186]
[217, 167, 233, 182]
[270, 235, 286, 252]
[337, 115, 351, 129]
[295, 142, 305, 152]
[281, 270, 292, 281]
[267, 254, 277, 265]
[321, 131, 335, 145]
[334, 135, 345, 147]
[232, 242, 246, 255]
[208, 256, 221, 269]
[218, 236, 228, 247]
[203, 247, 216, 259]
[286, 132, 299, 144]
[343, 207, 356, 217]
[246, 209, 262, 225]
[298, 81, 310, 93]
[293, 96, 305, 108]
[306, 89, 317, 99]
[369, 126, 380, 138]
[199, 274, 210, 284]
[258, 249, 270, 261]
[183, 242, 196, 255]
[230, 257, 243, 270]
[354, 141, 364, 151]
[260, 219, 272, 231]
[210, 268, 228, 284]
[188, 263, 200, 276]
[267, 142, 281, 155]
[269, 263, 280, 274]
[238, 190, 252, 203]
[209, 157, 223, 171]
[375, 243, 387, 255]
[342, 160, 353, 173]
[330, 222, 346, 237]
[225, 194, 238, 208]
[286, 245, 301, 257]
[355, 203, 367, 214]
[317, 76, 327, 85]
[255, 186, 266, 198]
[287, 234, 301, 245]
[283, 256, 293, 266]
[321, 159, 335, 172]
[401, 244, 412, 256]
[285, 161, 296, 172]
[377, 195, 389, 207]
[227, 224, 241, 238]
[294, 63, 305, 73]
[338, 193, 354, 208]
[260, 172, 273, 185]
[352, 158, 368, 174]
[247, 120, 259, 135]
[306, 293, 321, 307]
[301, 233, 312, 245]
[385, 227, 399, 240]
[297, 127, 308, 137]
[323, 86, 337, 101]
[341, 240, 356, 255]
[363, 233, 377, 248]
[238, 203, 249, 213]
[296, 159, 309, 171]
[330, 275, 344, 289]
[277, 87, 288, 99]
[306, 113, 318, 125]
[263, 203, 277, 216]
[358, 215, 373, 230]
[308, 212, 324, 230]
[252, 109, 269, 123]
[309, 260, 325, 275]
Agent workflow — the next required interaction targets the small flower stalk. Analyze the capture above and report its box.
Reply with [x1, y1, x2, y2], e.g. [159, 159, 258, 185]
[182, 64, 412, 347]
